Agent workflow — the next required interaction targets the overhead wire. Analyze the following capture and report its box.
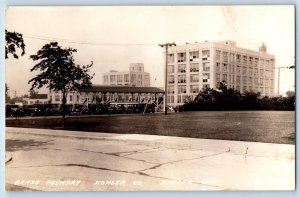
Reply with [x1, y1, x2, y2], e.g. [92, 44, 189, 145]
[22, 33, 158, 46]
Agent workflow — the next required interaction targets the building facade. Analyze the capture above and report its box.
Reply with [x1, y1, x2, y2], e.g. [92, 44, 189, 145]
[49, 85, 164, 105]
[103, 63, 151, 87]
[166, 40, 275, 107]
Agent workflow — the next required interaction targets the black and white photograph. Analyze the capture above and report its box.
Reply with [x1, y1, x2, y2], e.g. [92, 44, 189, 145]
[5, 6, 295, 191]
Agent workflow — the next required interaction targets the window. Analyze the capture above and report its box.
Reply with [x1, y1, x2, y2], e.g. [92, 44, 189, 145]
[177, 95, 181, 103]
[190, 85, 199, 93]
[171, 96, 174, 103]
[230, 75, 235, 84]
[248, 67, 253, 76]
[124, 74, 129, 82]
[222, 63, 228, 72]
[104, 75, 108, 84]
[203, 73, 210, 80]
[168, 54, 174, 63]
[55, 95, 60, 102]
[242, 76, 247, 84]
[222, 74, 228, 82]
[222, 51, 228, 62]
[189, 51, 199, 62]
[216, 50, 221, 61]
[178, 85, 187, 94]
[168, 65, 174, 73]
[131, 74, 136, 83]
[203, 84, 210, 89]
[216, 73, 220, 83]
[230, 53, 235, 63]
[190, 74, 199, 83]
[202, 50, 210, 57]
[254, 68, 259, 77]
[178, 52, 186, 62]
[117, 75, 123, 83]
[168, 86, 175, 94]
[259, 78, 264, 86]
[203, 62, 210, 71]
[138, 74, 142, 80]
[236, 76, 241, 84]
[248, 77, 253, 84]
[178, 64, 186, 73]
[190, 63, 199, 72]
[168, 75, 175, 84]
[249, 57, 253, 63]
[216, 62, 220, 71]
[178, 75, 186, 83]
[110, 75, 116, 83]
[243, 55, 247, 63]
[69, 95, 73, 102]
[236, 65, 241, 74]
[242, 67, 247, 75]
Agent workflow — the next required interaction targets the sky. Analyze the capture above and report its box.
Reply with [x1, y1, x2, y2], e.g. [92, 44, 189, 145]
[5, 6, 295, 97]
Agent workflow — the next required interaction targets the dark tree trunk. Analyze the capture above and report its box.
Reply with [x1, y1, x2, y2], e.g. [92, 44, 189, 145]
[62, 89, 67, 128]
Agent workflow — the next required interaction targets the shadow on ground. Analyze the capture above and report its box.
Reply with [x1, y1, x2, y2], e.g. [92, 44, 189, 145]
[6, 139, 53, 152]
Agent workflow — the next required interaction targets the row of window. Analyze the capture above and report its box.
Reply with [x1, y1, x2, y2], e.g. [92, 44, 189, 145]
[168, 63, 209, 73]
[168, 50, 210, 63]
[168, 73, 210, 84]
[104, 74, 150, 84]
[168, 49, 274, 67]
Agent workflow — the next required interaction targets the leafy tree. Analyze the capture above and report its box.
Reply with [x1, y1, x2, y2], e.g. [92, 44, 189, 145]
[28, 42, 94, 127]
[5, 30, 25, 59]
[286, 91, 295, 97]
[29, 90, 39, 98]
[5, 83, 10, 102]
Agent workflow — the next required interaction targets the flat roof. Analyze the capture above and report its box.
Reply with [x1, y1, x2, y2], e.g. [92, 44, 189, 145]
[86, 85, 164, 93]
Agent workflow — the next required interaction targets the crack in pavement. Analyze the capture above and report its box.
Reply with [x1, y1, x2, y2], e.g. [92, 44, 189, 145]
[76, 148, 160, 165]
[136, 152, 225, 172]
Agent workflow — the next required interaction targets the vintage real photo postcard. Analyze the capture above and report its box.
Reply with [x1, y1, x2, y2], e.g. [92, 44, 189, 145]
[5, 6, 295, 191]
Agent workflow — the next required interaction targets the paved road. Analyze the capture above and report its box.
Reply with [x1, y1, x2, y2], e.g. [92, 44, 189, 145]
[5, 127, 295, 191]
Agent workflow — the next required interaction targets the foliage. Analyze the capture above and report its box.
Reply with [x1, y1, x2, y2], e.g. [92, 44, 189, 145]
[5, 30, 25, 59]
[5, 83, 10, 102]
[29, 90, 39, 98]
[28, 42, 94, 126]
[180, 82, 295, 111]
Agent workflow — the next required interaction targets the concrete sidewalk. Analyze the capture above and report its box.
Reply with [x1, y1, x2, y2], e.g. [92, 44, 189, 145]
[5, 127, 295, 191]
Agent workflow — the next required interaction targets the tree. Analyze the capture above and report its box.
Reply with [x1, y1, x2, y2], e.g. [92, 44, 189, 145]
[5, 83, 10, 102]
[29, 90, 39, 98]
[286, 91, 295, 98]
[28, 42, 94, 127]
[5, 30, 25, 59]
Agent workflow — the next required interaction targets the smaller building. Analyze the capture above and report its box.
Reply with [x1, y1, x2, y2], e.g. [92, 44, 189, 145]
[23, 94, 49, 105]
[103, 63, 151, 87]
[49, 85, 164, 106]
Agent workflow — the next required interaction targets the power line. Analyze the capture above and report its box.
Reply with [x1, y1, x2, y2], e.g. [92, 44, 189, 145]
[23, 33, 158, 46]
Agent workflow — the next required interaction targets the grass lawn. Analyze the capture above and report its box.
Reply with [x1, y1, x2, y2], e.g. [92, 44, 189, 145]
[6, 111, 295, 144]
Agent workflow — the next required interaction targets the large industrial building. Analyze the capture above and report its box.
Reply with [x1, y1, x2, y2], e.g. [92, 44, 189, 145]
[166, 40, 275, 107]
[103, 63, 151, 87]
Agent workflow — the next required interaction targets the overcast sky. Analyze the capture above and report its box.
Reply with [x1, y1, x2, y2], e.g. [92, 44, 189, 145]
[5, 6, 295, 97]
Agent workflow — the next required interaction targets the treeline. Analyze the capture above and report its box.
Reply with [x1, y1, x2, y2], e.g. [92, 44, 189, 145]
[179, 82, 295, 111]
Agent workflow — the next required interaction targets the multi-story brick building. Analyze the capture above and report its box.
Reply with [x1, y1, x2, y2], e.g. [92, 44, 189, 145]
[103, 63, 150, 87]
[166, 40, 275, 107]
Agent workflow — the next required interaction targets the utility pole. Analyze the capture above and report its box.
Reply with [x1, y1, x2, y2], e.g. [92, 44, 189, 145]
[159, 42, 176, 115]
[275, 65, 295, 95]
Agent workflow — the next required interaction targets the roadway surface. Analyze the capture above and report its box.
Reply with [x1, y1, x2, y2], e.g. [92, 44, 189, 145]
[5, 127, 295, 191]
